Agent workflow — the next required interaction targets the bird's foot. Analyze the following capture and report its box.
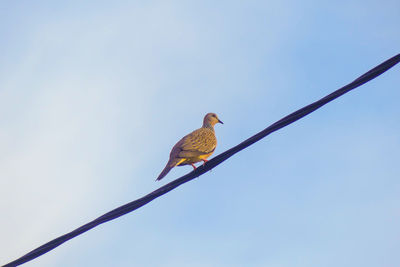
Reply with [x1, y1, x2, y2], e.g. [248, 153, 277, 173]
[191, 163, 197, 170]
[202, 159, 208, 166]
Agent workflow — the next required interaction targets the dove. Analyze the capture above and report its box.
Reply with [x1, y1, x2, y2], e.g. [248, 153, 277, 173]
[156, 113, 223, 181]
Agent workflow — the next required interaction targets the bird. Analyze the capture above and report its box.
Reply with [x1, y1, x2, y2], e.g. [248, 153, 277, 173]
[156, 113, 223, 181]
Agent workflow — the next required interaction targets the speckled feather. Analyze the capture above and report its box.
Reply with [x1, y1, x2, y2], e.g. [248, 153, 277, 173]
[156, 113, 223, 181]
[173, 127, 217, 163]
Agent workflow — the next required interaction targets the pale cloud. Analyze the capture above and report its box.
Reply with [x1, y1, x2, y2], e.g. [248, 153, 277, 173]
[0, 9, 152, 265]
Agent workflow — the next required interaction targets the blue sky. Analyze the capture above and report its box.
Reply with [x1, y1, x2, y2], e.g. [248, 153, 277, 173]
[1, 1, 399, 266]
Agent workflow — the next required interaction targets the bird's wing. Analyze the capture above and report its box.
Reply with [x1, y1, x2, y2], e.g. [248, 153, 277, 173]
[175, 128, 216, 158]
[177, 148, 215, 158]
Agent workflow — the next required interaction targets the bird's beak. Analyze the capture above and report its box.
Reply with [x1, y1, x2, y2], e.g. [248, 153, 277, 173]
[218, 119, 224, 124]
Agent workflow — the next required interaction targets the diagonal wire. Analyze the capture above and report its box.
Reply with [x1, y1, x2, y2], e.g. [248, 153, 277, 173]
[3, 53, 400, 267]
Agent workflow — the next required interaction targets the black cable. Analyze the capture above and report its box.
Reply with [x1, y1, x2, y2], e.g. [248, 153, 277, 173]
[3, 54, 400, 267]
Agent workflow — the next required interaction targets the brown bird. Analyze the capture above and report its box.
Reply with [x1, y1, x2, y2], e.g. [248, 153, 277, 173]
[156, 113, 223, 181]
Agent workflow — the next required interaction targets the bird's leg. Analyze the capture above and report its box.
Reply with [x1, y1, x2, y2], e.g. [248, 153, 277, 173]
[201, 159, 212, 172]
[191, 163, 197, 170]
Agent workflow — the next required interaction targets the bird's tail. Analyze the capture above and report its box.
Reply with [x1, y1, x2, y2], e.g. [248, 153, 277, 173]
[156, 158, 185, 181]
[156, 163, 173, 181]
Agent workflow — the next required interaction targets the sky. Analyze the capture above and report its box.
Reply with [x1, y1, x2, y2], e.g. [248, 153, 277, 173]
[0, 1, 399, 266]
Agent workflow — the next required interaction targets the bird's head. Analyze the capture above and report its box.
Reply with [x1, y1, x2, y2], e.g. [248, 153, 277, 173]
[203, 113, 223, 127]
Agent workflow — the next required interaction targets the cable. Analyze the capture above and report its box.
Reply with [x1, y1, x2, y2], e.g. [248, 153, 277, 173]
[3, 53, 400, 267]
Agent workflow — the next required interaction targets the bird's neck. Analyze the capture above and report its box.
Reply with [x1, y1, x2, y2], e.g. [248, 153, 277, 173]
[202, 122, 215, 131]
